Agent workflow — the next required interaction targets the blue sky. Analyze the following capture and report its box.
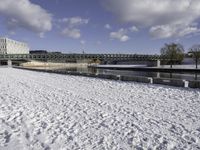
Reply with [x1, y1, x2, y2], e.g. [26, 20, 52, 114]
[0, 0, 200, 54]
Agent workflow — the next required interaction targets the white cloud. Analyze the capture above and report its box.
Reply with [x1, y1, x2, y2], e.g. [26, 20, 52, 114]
[0, 0, 52, 35]
[59, 16, 88, 40]
[150, 24, 200, 39]
[8, 31, 16, 35]
[105, 24, 111, 29]
[110, 28, 130, 42]
[60, 17, 89, 27]
[104, 0, 200, 26]
[103, 0, 200, 38]
[39, 33, 45, 38]
[129, 26, 139, 32]
[61, 28, 81, 39]
[80, 40, 86, 45]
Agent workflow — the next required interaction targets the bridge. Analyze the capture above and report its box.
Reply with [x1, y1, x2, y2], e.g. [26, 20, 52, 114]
[0, 53, 163, 66]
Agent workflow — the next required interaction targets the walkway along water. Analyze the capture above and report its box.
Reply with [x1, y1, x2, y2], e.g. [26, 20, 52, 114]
[13, 66, 200, 89]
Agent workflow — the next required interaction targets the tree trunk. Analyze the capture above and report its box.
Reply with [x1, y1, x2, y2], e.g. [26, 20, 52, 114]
[170, 72, 172, 78]
[195, 73, 197, 80]
[196, 57, 198, 69]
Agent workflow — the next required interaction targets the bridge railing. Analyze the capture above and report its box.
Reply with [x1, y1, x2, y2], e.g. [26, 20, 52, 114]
[0, 53, 169, 62]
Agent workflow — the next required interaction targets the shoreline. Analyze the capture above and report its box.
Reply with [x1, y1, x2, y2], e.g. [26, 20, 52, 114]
[19, 61, 90, 70]
[13, 66, 200, 89]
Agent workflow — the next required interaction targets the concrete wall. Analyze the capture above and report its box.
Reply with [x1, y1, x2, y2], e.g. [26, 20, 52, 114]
[188, 81, 200, 88]
[13, 67, 200, 89]
[153, 78, 185, 87]
[96, 74, 119, 80]
[121, 76, 150, 83]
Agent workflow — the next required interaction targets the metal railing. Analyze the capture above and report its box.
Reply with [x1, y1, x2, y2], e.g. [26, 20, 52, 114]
[0, 53, 162, 61]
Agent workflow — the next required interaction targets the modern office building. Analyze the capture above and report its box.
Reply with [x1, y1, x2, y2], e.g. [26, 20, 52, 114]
[0, 37, 29, 54]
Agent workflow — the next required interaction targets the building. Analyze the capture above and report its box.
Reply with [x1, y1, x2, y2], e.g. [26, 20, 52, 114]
[0, 37, 29, 54]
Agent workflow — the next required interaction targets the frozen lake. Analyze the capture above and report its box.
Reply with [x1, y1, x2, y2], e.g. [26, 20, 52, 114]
[0, 68, 200, 149]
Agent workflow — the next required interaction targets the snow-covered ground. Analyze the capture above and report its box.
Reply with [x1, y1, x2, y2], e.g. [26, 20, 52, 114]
[0, 68, 200, 150]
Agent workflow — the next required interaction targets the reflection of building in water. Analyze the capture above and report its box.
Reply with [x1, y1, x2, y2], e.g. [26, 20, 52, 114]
[76, 67, 97, 74]
[0, 37, 29, 54]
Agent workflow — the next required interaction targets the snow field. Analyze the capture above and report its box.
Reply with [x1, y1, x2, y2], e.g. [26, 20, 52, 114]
[0, 68, 200, 149]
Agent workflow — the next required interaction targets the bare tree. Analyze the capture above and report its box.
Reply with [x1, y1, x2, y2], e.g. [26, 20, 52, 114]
[189, 45, 200, 69]
[161, 43, 184, 68]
